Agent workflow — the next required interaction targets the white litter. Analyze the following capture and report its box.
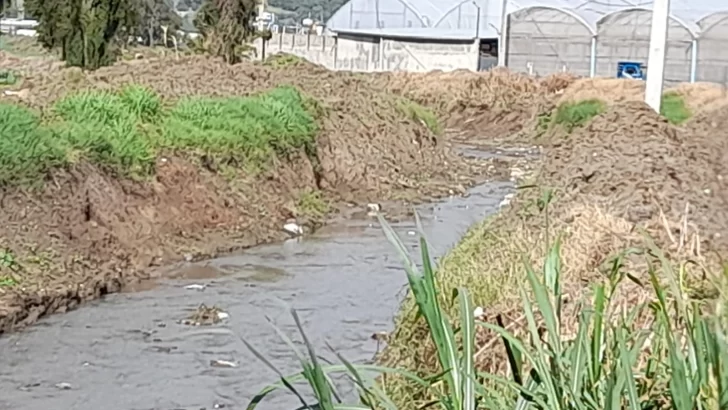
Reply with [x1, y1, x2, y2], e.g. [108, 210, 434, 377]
[283, 222, 303, 237]
[366, 203, 382, 212]
[184, 284, 206, 291]
[210, 360, 238, 368]
[217, 311, 230, 320]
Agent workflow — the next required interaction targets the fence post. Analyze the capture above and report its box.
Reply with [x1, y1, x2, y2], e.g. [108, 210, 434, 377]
[689, 39, 697, 83]
[334, 36, 339, 70]
[589, 36, 597, 77]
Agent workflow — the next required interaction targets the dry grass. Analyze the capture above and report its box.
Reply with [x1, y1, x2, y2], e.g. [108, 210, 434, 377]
[377, 184, 717, 408]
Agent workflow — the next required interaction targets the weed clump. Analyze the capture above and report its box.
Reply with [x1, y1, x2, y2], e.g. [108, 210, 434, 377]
[661, 92, 691, 124]
[396, 98, 443, 135]
[0, 103, 65, 186]
[296, 189, 330, 218]
[552, 99, 605, 132]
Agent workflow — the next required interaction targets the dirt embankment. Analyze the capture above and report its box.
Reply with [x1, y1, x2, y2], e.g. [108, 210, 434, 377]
[366, 69, 577, 142]
[0, 55, 494, 334]
[377, 78, 728, 407]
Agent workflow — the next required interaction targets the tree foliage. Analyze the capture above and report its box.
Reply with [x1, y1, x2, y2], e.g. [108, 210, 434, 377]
[25, 0, 138, 69]
[136, 0, 182, 46]
[193, 0, 257, 64]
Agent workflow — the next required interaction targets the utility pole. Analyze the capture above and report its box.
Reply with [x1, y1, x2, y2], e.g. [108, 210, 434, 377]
[498, 0, 507, 66]
[644, 0, 670, 113]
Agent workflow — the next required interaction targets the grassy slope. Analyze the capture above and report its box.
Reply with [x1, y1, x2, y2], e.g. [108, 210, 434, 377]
[0, 85, 318, 186]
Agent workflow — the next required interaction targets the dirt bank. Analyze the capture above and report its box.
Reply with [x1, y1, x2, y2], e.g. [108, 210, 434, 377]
[377, 87, 728, 407]
[366, 69, 576, 143]
[0, 55, 496, 334]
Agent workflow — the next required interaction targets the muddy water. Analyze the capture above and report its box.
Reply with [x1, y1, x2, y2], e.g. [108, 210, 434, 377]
[0, 181, 512, 410]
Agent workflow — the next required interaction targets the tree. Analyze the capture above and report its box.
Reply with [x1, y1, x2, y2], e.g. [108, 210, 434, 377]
[25, 0, 138, 69]
[194, 0, 257, 64]
[137, 0, 181, 47]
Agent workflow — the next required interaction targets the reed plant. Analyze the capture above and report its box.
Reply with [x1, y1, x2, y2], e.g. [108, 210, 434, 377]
[245, 212, 728, 410]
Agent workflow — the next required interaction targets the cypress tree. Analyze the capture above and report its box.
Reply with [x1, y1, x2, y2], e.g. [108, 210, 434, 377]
[194, 0, 257, 64]
[26, 0, 138, 69]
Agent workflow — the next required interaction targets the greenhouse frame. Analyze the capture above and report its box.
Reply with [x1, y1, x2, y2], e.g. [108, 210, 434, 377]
[324, 0, 728, 84]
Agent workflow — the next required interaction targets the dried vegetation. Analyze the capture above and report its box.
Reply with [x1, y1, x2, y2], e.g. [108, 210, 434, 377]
[376, 76, 728, 408]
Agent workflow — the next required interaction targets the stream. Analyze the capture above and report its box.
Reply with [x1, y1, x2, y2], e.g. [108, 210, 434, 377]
[0, 179, 513, 410]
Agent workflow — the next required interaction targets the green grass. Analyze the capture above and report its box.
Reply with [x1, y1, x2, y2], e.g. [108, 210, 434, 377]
[0, 85, 319, 186]
[552, 99, 605, 133]
[661, 92, 692, 124]
[397, 98, 443, 136]
[245, 212, 728, 410]
[161, 86, 317, 171]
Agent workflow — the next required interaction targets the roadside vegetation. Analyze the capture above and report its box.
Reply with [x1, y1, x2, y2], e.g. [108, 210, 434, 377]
[244, 210, 728, 409]
[0, 85, 318, 186]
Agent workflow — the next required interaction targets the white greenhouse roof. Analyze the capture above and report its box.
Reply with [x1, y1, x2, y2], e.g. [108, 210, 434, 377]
[325, 0, 728, 39]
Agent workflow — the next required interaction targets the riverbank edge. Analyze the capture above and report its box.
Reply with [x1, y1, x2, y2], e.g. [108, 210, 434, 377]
[0, 142, 505, 335]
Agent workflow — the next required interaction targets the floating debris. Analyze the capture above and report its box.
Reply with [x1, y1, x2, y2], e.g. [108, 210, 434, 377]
[473, 306, 485, 320]
[499, 193, 515, 209]
[54, 382, 73, 390]
[367, 203, 382, 212]
[179, 304, 226, 326]
[184, 283, 207, 291]
[210, 359, 238, 368]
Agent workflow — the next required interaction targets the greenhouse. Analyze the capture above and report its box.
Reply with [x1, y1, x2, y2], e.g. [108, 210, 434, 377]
[324, 0, 728, 84]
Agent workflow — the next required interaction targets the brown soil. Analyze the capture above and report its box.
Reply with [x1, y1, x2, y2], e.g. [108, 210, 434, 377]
[369, 69, 576, 143]
[0, 55, 496, 334]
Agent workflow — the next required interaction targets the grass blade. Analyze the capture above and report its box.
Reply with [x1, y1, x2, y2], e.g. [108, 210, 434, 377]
[458, 287, 476, 410]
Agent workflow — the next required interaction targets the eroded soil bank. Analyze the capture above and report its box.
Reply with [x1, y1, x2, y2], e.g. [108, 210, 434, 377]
[376, 77, 728, 408]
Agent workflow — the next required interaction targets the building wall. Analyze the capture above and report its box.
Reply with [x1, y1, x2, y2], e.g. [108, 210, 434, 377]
[380, 38, 478, 71]
[255, 32, 479, 72]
